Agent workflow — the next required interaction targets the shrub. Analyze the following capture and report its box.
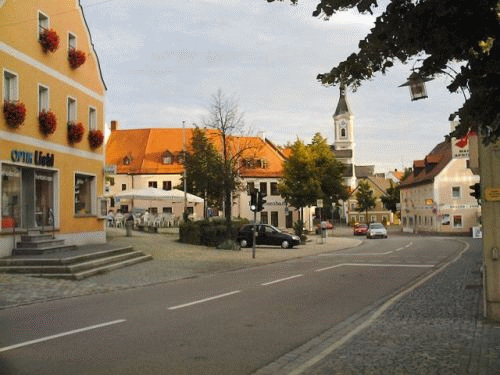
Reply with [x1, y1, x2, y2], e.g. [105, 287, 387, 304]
[179, 218, 247, 248]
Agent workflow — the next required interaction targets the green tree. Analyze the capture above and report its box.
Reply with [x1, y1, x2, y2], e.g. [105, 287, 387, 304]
[269, 0, 500, 143]
[183, 127, 224, 213]
[355, 180, 376, 222]
[279, 139, 320, 219]
[381, 180, 400, 213]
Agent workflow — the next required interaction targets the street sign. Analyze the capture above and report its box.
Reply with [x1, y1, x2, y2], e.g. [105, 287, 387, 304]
[103, 165, 117, 174]
[485, 187, 500, 201]
[317, 199, 323, 208]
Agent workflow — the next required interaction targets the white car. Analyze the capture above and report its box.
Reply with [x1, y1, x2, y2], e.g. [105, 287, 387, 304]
[366, 223, 388, 239]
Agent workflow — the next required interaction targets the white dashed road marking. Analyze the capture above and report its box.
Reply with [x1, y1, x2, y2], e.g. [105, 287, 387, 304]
[167, 290, 241, 310]
[261, 274, 304, 286]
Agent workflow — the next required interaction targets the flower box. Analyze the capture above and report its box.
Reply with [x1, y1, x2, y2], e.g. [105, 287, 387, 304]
[67, 122, 84, 144]
[88, 129, 104, 149]
[68, 48, 86, 69]
[38, 110, 57, 135]
[39, 28, 59, 53]
[3, 101, 26, 128]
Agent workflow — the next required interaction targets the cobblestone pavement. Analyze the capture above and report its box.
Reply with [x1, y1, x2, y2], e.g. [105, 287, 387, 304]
[254, 238, 500, 375]
[0, 227, 361, 309]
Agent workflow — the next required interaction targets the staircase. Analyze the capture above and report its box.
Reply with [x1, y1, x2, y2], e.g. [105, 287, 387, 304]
[0, 232, 152, 280]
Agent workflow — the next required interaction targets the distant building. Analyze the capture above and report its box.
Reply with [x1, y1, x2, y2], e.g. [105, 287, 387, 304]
[400, 138, 480, 234]
[1, 0, 107, 257]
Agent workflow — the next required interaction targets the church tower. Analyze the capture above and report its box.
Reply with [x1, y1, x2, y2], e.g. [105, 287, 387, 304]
[332, 86, 356, 189]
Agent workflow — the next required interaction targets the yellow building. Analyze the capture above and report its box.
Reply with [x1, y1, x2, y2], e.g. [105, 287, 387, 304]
[1, 0, 106, 257]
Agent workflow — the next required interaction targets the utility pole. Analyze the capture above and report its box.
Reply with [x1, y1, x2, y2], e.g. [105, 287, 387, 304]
[182, 120, 187, 219]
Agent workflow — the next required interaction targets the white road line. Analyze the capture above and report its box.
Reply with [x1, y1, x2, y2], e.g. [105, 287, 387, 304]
[315, 263, 433, 272]
[0, 319, 127, 353]
[167, 290, 241, 310]
[261, 274, 304, 286]
[320, 241, 414, 257]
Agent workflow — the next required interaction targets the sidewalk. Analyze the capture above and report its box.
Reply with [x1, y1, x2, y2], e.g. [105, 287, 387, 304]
[0, 227, 361, 309]
[255, 237, 500, 375]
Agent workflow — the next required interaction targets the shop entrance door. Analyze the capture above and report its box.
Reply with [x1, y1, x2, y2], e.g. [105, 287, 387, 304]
[35, 171, 54, 227]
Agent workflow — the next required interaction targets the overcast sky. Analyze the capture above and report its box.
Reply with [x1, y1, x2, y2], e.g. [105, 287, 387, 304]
[80, 0, 465, 173]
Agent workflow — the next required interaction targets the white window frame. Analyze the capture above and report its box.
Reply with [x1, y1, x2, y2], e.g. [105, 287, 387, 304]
[38, 11, 49, 37]
[88, 106, 97, 131]
[68, 32, 77, 51]
[38, 83, 50, 113]
[452, 186, 461, 199]
[67, 96, 77, 123]
[3, 69, 19, 102]
[453, 215, 463, 228]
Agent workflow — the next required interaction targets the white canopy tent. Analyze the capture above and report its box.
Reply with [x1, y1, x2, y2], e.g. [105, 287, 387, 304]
[115, 187, 203, 203]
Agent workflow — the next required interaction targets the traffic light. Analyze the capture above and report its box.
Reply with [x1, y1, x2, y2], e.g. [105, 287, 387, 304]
[257, 191, 267, 212]
[250, 190, 258, 212]
[470, 182, 481, 200]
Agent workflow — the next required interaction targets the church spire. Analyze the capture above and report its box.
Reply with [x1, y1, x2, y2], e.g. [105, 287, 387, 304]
[334, 85, 352, 117]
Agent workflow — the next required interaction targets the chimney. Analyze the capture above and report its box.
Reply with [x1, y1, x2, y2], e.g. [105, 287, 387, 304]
[110, 120, 119, 131]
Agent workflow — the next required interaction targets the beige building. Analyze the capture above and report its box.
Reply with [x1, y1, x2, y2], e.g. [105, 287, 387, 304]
[400, 139, 480, 234]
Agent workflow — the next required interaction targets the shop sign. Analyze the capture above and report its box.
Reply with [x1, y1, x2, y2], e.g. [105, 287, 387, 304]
[11, 150, 54, 167]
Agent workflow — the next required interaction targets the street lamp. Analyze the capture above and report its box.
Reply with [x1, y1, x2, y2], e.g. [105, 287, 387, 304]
[399, 72, 432, 101]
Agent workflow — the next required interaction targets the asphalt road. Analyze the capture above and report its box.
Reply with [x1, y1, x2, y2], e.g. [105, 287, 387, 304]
[0, 236, 465, 375]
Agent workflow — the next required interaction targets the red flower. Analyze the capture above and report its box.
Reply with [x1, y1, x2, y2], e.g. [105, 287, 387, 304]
[3, 101, 26, 128]
[39, 28, 59, 53]
[67, 122, 85, 144]
[38, 110, 57, 135]
[68, 48, 86, 69]
[88, 129, 104, 149]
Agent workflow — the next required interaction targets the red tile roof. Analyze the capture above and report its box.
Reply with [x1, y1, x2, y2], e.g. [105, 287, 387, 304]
[106, 127, 285, 178]
[401, 139, 452, 189]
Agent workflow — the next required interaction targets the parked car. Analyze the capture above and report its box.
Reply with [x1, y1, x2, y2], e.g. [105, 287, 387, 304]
[353, 224, 368, 236]
[366, 222, 388, 239]
[237, 224, 301, 249]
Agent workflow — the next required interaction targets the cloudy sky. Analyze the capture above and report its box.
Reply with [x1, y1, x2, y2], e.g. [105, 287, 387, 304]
[80, 0, 465, 173]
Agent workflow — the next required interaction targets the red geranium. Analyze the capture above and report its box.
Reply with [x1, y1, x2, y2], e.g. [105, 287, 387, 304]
[67, 122, 85, 144]
[88, 129, 104, 149]
[38, 110, 57, 135]
[68, 48, 86, 69]
[39, 28, 59, 53]
[3, 101, 26, 128]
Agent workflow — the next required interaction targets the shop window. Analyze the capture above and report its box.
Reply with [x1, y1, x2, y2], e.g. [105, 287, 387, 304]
[452, 186, 461, 199]
[74, 174, 95, 216]
[1, 165, 22, 228]
[260, 211, 268, 224]
[453, 215, 463, 228]
[163, 207, 172, 214]
[38, 84, 49, 112]
[67, 97, 76, 122]
[68, 32, 76, 50]
[270, 182, 279, 196]
[121, 184, 126, 191]
[148, 181, 157, 188]
[150, 207, 158, 214]
[3, 70, 18, 102]
[88, 107, 97, 131]
[38, 11, 49, 35]
[402, 217, 407, 226]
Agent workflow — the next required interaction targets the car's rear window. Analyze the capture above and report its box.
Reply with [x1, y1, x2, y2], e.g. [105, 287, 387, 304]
[370, 224, 384, 229]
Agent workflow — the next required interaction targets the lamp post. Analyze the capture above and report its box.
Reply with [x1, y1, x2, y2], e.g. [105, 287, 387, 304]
[182, 120, 187, 220]
[398, 72, 432, 101]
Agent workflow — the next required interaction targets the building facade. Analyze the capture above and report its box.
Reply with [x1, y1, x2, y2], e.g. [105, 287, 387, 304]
[1, 0, 106, 257]
[400, 139, 480, 234]
[105, 124, 307, 229]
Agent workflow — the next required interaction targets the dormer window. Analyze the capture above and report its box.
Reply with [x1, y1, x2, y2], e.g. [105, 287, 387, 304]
[177, 153, 185, 164]
[123, 154, 132, 165]
[162, 151, 172, 164]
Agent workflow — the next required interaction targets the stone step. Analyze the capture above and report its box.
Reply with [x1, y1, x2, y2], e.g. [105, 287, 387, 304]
[0, 250, 147, 275]
[12, 244, 77, 256]
[16, 239, 65, 249]
[20, 233, 55, 242]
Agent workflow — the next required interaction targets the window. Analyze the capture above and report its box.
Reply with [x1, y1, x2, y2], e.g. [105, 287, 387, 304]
[162, 181, 172, 191]
[340, 127, 346, 138]
[148, 181, 157, 188]
[186, 207, 194, 215]
[260, 211, 268, 224]
[3, 70, 18, 102]
[271, 211, 278, 227]
[163, 207, 172, 214]
[247, 182, 255, 195]
[453, 215, 463, 228]
[402, 217, 407, 226]
[162, 154, 172, 164]
[38, 84, 49, 112]
[121, 184, 126, 191]
[150, 207, 158, 214]
[359, 215, 365, 223]
[1, 165, 22, 228]
[370, 215, 376, 223]
[68, 32, 76, 50]
[38, 11, 49, 35]
[74, 174, 95, 215]
[260, 182, 267, 196]
[452, 186, 461, 199]
[270, 182, 279, 196]
[67, 97, 76, 122]
[88, 107, 97, 131]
